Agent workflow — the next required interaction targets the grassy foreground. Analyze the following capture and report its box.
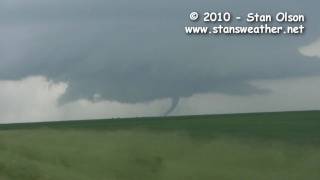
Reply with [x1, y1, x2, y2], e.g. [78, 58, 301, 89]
[1, 111, 320, 180]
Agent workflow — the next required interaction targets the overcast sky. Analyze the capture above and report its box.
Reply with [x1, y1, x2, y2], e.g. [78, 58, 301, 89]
[1, 0, 320, 123]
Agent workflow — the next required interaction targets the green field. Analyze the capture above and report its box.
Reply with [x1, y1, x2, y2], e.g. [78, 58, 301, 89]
[1, 111, 320, 180]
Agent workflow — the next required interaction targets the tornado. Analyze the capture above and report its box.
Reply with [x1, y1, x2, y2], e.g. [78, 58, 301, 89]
[164, 97, 180, 116]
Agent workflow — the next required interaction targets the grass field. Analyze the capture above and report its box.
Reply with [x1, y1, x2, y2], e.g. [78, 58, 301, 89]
[1, 111, 320, 180]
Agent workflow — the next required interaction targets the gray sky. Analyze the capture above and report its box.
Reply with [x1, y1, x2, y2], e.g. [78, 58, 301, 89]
[0, 0, 320, 123]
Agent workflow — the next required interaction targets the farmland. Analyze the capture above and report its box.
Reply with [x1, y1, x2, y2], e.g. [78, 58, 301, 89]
[0, 111, 320, 180]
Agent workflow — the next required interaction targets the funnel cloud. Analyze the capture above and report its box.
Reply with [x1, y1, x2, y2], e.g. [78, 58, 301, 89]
[0, 0, 320, 119]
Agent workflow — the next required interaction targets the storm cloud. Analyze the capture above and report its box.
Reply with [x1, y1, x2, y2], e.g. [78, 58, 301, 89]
[1, 0, 320, 119]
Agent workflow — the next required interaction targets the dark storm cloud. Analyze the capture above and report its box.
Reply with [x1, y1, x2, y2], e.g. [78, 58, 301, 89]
[1, 0, 320, 109]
